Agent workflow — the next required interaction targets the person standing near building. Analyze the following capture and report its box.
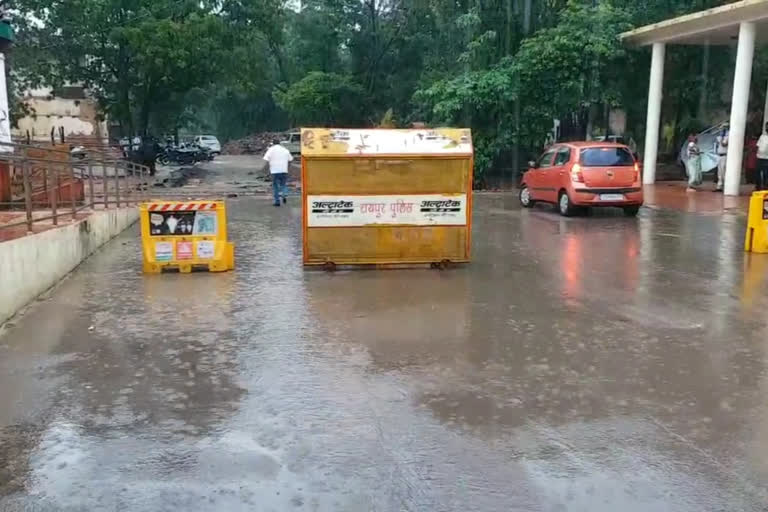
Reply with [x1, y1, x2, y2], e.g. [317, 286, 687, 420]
[714, 123, 729, 192]
[757, 123, 768, 191]
[263, 139, 293, 207]
[686, 134, 702, 192]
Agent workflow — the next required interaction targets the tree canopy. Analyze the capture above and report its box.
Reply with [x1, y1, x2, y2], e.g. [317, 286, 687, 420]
[8, 0, 762, 181]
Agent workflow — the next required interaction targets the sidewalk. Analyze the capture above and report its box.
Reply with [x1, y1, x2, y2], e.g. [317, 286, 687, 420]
[0, 206, 139, 325]
[643, 181, 751, 215]
[0, 211, 94, 242]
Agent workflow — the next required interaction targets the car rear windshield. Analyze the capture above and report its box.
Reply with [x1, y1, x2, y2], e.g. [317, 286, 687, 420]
[202, 136, 218, 141]
[580, 147, 634, 167]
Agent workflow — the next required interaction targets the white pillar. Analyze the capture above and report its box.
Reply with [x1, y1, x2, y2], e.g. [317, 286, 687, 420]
[642, 43, 665, 185]
[0, 54, 11, 152]
[725, 22, 756, 196]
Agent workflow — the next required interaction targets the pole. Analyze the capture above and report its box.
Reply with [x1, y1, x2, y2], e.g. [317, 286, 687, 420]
[69, 162, 77, 221]
[142, 165, 148, 202]
[88, 161, 95, 208]
[128, 163, 133, 204]
[50, 165, 58, 225]
[22, 160, 32, 233]
[725, 22, 756, 196]
[642, 42, 665, 185]
[115, 161, 121, 208]
[103, 160, 108, 207]
[0, 54, 11, 153]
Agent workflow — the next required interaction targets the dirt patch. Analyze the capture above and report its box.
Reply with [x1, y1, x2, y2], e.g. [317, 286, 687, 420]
[0, 423, 45, 496]
[222, 133, 286, 156]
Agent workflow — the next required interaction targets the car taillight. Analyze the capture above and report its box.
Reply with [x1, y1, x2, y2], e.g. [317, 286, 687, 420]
[633, 162, 640, 182]
[571, 163, 584, 183]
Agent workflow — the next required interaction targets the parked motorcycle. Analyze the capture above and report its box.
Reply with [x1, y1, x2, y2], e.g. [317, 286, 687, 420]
[195, 145, 215, 162]
[158, 145, 196, 166]
[157, 143, 215, 166]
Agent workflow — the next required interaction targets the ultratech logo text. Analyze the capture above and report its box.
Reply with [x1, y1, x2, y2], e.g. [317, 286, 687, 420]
[420, 199, 462, 213]
[312, 200, 354, 214]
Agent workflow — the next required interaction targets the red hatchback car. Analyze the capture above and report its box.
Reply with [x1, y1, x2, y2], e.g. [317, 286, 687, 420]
[519, 142, 643, 216]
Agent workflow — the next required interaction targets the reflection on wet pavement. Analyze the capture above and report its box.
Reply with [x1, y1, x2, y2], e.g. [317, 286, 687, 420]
[1, 194, 768, 510]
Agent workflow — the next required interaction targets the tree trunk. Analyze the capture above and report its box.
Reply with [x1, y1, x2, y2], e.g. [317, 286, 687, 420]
[139, 81, 154, 136]
[698, 42, 710, 121]
[462, 0, 475, 127]
[121, 84, 133, 140]
[268, 39, 291, 88]
[366, 0, 379, 95]
[507, 0, 514, 187]
[117, 45, 133, 138]
[513, 0, 532, 185]
[523, 0, 532, 34]
[586, 0, 600, 140]
[586, 103, 595, 140]
[505, 0, 512, 55]
[672, 102, 682, 159]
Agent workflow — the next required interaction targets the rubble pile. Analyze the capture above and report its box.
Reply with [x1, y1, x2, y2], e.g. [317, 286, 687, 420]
[222, 132, 285, 155]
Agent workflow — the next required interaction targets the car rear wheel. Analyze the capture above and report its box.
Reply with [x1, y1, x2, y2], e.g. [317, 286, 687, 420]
[623, 205, 641, 217]
[558, 191, 577, 217]
[519, 186, 535, 208]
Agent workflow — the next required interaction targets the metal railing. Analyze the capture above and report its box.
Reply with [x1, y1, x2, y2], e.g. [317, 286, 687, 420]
[0, 142, 151, 233]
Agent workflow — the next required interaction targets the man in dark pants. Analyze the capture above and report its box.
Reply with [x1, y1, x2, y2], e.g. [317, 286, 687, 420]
[757, 123, 768, 191]
[263, 139, 293, 206]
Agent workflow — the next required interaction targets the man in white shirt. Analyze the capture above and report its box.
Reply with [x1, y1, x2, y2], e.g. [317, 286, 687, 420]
[757, 123, 768, 191]
[263, 139, 294, 206]
[714, 123, 728, 192]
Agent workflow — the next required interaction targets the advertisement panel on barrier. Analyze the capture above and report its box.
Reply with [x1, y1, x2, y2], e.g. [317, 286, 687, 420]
[301, 128, 474, 266]
[307, 195, 467, 227]
[139, 200, 234, 273]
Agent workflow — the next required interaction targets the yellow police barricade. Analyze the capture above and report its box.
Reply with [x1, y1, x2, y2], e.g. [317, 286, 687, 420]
[744, 190, 768, 253]
[139, 200, 235, 273]
[301, 127, 473, 268]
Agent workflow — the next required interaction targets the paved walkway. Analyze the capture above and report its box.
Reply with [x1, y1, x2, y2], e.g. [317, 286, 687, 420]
[2, 194, 767, 511]
[0, 211, 88, 243]
[1, 182, 756, 243]
[643, 181, 752, 215]
[0, 208, 116, 243]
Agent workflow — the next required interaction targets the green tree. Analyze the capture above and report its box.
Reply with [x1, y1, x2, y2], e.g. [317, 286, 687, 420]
[13, 0, 228, 136]
[275, 71, 366, 126]
[10, 0, 755, 179]
[416, 2, 632, 181]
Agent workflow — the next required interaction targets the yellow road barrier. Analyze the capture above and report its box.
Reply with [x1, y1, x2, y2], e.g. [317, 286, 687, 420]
[301, 128, 473, 268]
[745, 190, 768, 253]
[140, 200, 234, 273]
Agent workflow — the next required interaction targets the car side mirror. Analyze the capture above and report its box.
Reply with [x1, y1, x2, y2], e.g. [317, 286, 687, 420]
[528, 160, 537, 169]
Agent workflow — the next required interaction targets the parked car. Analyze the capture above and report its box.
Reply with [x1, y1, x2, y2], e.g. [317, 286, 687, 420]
[281, 131, 301, 154]
[594, 135, 626, 144]
[158, 143, 213, 166]
[520, 142, 643, 217]
[70, 145, 87, 160]
[194, 135, 221, 155]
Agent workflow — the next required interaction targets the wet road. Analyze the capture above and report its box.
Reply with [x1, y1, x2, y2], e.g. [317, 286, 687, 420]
[2, 192, 768, 511]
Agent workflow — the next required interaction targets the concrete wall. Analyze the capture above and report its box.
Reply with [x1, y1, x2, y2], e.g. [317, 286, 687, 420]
[11, 88, 108, 141]
[0, 208, 138, 325]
